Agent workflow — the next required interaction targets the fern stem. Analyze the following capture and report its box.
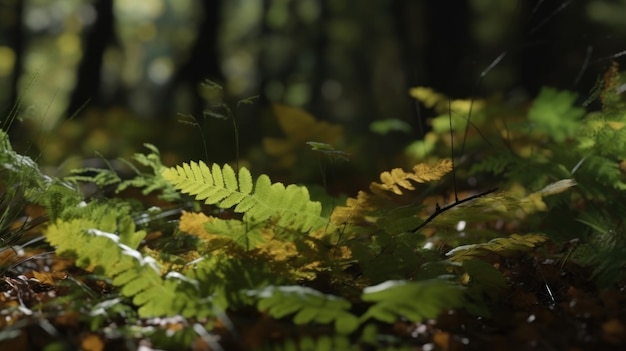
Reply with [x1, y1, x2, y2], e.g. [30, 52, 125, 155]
[448, 98, 458, 202]
[231, 113, 239, 171]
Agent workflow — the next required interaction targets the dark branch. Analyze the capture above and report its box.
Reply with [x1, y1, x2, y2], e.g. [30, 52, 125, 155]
[410, 187, 498, 233]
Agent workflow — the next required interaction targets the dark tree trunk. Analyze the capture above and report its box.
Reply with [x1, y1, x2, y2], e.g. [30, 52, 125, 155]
[518, 0, 562, 96]
[67, 0, 115, 117]
[423, 0, 471, 98]
[308, 0, 329, 121]
[5, 0, 24, 139]
[391, 0, 428, 138]
[171, 0, 223, 118]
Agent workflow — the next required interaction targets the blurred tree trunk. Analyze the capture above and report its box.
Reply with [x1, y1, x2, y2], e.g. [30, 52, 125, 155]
[423, 0, 471, 98]
[391, 0, 428, 138]
[4, 0, 24, 139]
[307, 0, 328, 122]
[519, 0, 599, 96]
[67, 0, 115, 117]
[171, 0, 223, 118]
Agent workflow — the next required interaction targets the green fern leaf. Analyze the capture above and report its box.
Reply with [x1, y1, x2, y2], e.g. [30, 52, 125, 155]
[361, 279, 464, 323]
[528, 87, 585, 142]
[581, 155, 626, 191]
[45, 217, 211, 318]
[248, 285, 359, 334]
[162, 162, 327, 232]
[66, 168, 121, 188]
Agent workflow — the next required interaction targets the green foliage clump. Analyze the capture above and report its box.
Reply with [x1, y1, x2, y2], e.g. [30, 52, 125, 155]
[528, 87, 586, 142]
[410, 65, 626, 288]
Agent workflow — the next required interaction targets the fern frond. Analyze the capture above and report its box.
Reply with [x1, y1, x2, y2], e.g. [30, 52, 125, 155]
[117, 143, 181, 201]
[528, 87, 586, 142]
[361, 279, 464, 323]
[45, 217, 211, 318]
[574, 209, 626, 286]
[579, 155, 626, 192]
[184, 254, 287, 309]
[0, 129, 56, 204]
[35, 181, 84, 221]
[179, 211, 266, 251]
[162, 162, 327, 232]
[179, 211, 332, 281]
[331, 159, 451, 226]
[65, 167, 121, 188]
[370, 159, 453, 197]
[446, 233, 548, 262]
[469, 152, 513, 175]
[248, 285, 360, 334]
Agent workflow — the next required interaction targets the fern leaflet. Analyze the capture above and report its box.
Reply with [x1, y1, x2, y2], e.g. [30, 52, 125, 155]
[361, 279, 464, 323]
[162, 162, 327, 232]
[45, 217, 211, 318]
[331, 159, 452, 226]
[248, 285, 360, 334]
[446, 233, 548, 262]
[528, 87, 586, 142]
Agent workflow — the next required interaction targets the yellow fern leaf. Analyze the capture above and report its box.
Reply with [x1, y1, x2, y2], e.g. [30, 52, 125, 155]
[331, 160, 452, 226]
[178, 211, 236, 253]
[179, 211, 212, 239]
[257, 229, 299, 262]
[370, 159, 453, 197]
[179, 210, 304, 265]
[409, 86, 485, 116]
[409, 87, 446, 110]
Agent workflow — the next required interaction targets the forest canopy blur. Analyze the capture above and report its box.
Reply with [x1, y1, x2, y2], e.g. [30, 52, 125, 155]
[1, 0, 626, 167]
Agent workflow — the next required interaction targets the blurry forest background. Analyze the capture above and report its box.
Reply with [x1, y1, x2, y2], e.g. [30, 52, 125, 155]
[1, 0, 626, 186]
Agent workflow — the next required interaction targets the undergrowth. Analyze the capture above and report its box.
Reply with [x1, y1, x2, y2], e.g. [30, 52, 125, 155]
[1, 66, 626, 350]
